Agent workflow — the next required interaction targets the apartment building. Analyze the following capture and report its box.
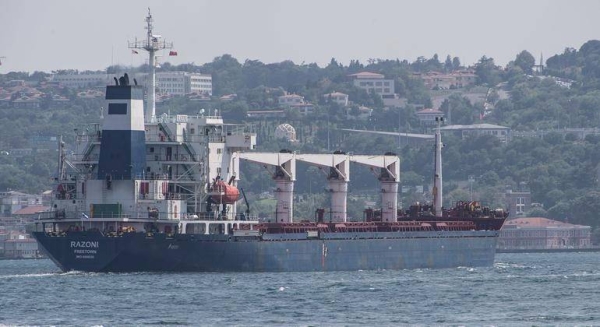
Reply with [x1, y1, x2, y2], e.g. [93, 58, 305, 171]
[52, 71, 212, 96]
[348, 72, 395, 98]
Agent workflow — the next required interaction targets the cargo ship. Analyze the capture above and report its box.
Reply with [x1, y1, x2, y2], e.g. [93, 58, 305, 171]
[32, 10, 507, 272]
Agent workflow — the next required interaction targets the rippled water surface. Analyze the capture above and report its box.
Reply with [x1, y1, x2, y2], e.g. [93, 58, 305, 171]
[1, 252, 599, 326]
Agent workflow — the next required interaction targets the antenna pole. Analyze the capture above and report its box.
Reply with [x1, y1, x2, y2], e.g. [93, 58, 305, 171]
[433, 117, 444, 217]
[128, 8, 173, 123]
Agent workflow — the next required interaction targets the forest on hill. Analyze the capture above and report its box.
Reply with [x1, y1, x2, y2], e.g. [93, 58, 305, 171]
[3, 40, 600, 240]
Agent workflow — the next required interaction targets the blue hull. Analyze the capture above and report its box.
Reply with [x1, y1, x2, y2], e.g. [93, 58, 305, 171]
[33, 231, 500, 272]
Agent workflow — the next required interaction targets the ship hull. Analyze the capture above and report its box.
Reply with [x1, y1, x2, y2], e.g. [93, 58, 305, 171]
[33, 231, 500, 272]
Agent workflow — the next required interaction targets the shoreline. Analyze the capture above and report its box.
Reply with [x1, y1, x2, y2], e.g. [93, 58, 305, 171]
[497, 247, 600, 254]
[0, 256, 47, 260]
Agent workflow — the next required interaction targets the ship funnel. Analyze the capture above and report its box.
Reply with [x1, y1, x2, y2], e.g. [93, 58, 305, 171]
[97, 74, 146, 180]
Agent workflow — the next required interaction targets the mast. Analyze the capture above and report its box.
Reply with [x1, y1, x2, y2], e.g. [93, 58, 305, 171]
[433, 117, 444, 217]
[128, 8, 173, 123]
[57, 135, 66, 181]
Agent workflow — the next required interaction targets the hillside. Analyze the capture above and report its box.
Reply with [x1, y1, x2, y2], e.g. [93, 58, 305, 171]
[3, 42, 600, 241]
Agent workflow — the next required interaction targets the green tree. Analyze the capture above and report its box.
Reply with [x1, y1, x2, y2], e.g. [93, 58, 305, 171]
[444, 55, 453, 72]
[571, 191, 600, 228]
[514, 50, 536, 74]
[203, 54, 242, 95]
[475, 56, 502, 86]
[526, 207, 548, 217]
[452, 57, 461, 70]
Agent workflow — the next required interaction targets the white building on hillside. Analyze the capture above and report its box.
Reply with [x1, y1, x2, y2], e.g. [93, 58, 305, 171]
[189, 74, 213, 95]
[52, 71, 212, 96]
[278, 93, 314, 115]
[323, 92, 349, 106]
[348, 72, 395, 98]
[144, 71, 212, 96]
[51, 73, 111, 88]
[278, 93, 305, 106]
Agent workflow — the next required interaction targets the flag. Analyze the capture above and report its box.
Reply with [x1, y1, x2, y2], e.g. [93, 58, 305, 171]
[81, 212, 89, 219]
[132, 50, 138, 54]
[169, 51, 178, 56]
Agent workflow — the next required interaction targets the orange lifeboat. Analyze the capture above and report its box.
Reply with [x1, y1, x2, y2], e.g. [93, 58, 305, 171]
[209, 180, 240, 204]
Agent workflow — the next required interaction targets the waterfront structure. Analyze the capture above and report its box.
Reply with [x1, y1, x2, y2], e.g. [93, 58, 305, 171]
[0, 191, 44, 217]
[3, 236, 41, 259]
[505, 190, 532, 217]
[498, 217, 591, 250]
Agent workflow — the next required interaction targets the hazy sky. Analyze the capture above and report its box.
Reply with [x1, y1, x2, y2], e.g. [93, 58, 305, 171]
[1, 0, 599, 73]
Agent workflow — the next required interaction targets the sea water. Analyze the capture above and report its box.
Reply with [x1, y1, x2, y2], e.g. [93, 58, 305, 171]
[0, 252, 599, 326]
